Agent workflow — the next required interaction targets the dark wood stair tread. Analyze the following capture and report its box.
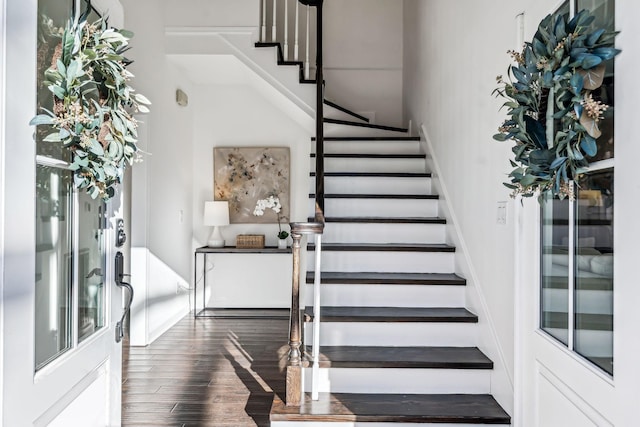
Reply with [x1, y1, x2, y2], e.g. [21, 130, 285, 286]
[311, 153, 424, 159]
[308, 346, 493, 369]
[311, 171, 431, 177]
[324, 99, 370, 123]
[324, 118, 408, 133]
[271, 393, 511, 423]
[304, 306, 478, 323]
[309, 193, 439, 200]
[308, 243, 455, 252]
[254, 42, 315, 84]
[306, 272, 465, 285]
[311, 216, 447, 224]
[313, 136, 421, 141]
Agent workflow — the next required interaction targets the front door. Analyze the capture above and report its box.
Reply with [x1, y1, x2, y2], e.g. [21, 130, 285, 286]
[515, 0, 640, 425]
[1, 0, 128, 425]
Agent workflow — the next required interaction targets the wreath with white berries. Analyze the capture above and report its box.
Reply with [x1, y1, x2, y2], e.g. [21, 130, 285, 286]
[31, 4, 149, 200]
[493, 9, 619, 200]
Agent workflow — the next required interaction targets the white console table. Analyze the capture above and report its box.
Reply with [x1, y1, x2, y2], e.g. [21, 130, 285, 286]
[193, 246, 293, 317]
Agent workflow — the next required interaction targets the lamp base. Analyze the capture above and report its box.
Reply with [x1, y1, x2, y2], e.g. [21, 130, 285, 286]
[207, 239, 225, 248]
[207, 226, 225, 248]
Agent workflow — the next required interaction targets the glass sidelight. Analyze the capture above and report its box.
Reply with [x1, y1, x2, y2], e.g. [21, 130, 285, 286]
[539, 0, 615, 377]
[34, 0, 108, 370]
[77, 192, 106, 343]
[35, 165, 74, 368]
[35, 161, 108, 370]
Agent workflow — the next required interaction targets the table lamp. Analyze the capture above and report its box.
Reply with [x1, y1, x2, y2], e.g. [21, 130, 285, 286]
[204, 201, 229, 247]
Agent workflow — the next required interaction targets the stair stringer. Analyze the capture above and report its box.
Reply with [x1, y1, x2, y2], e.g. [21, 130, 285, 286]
[418, 124, 514, 415]
[164, 26, 315, 129]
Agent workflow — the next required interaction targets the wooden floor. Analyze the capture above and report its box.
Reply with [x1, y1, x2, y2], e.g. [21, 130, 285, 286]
[122, 313, 289, 427]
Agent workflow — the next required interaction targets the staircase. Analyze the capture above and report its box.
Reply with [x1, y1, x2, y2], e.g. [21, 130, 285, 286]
[250, 2, 511, 424]
[269, 117, 511, 424]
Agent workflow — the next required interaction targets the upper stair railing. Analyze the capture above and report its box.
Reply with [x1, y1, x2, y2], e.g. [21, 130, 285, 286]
[260, 0, 318, 81]
[263, 0, 325, 407]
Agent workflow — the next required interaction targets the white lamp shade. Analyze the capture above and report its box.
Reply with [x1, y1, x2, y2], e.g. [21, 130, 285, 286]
[203, 201, 230, 226]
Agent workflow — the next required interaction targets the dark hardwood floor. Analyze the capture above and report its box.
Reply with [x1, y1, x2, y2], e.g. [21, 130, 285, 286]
[122, 314, 289, 427]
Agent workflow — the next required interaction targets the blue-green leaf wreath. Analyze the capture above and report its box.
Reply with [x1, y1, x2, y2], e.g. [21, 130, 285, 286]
[493, 9, 619, 200]
[31, 7, 150, 200]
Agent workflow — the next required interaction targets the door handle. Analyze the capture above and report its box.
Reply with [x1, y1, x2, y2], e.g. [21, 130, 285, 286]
[114, 251, 134, 343]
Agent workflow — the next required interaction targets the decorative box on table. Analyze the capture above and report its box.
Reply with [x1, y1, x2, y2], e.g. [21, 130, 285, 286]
[235, 234, 265, 249]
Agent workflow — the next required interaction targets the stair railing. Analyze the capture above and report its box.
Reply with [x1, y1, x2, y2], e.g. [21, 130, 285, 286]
[291, 0, 324, 404]
[264, 0, 325, 406]
[260, 0, 317, 80]
[287, 203, 324, 406]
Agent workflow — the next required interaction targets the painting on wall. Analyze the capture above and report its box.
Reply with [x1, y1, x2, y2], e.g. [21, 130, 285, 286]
[214, 147, 290, 224]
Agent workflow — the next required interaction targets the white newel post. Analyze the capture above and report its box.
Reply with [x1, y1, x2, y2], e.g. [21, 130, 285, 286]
[283, 0, 289, 60]
[261, 0, 267, 42]
[294, 1, 299, 60]
[272, 0, 277, 42]
[305, 5, 310, 79]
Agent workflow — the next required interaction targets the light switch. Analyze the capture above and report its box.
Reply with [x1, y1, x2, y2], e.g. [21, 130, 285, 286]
[496, 201, 507, 225]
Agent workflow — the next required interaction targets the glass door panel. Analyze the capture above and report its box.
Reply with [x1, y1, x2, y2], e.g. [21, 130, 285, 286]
[77, 192, 106, 342]
[35, 165, 73, 369]
[576, 0, 616, 161]
[541, 195, 571, 345]
[575, 170, 614, 375]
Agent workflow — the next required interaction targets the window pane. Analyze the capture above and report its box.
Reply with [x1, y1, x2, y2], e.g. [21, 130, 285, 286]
[541, 195, 570, 345]
[576, 0, 615, 161]
[78, 193, 106, 342]
[35, 165, 73, 369]
[36, 0, 73, 161]
[575, 171, 613, 375]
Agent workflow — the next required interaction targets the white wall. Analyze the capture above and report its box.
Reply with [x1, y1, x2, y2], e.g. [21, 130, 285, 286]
[404, 0, 640, 424]
[124, 0, 196, 344]
[191, 85, 311, 233]
[324, 0, 404, 127]
[164, 0, 259, 28]
[402, 0, 528, 413]
[190, 84, 311, 308]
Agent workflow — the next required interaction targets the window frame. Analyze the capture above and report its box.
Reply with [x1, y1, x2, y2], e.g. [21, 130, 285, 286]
[538, 0, 616, 378]
[34, 0, 109, 372]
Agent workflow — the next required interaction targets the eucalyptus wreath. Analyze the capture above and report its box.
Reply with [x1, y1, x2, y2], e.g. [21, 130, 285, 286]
[30, 7, 150, 200]
[493, 9, 619, 200]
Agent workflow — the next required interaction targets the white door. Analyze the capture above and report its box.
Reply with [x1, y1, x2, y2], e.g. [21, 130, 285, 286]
[1, 0, 128, 425]
[515, 0, 640, 425]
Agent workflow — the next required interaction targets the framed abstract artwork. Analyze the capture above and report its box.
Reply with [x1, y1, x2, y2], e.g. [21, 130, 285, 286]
[213, 147, 290, 224]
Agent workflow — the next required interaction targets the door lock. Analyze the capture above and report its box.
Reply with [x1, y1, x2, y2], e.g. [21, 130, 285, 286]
[115, 218, 126, 247]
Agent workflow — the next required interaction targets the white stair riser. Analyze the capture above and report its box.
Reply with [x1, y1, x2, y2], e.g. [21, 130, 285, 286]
[320, 222, 446, 244]
[317, 140, 422, 155]
[310, 198, 439, 218]
[305, 323, 477, 347]
[324, 105, 369, 123]
[311, 157, 426, 173]
[310, 251, 455, 273]
[312, 177, 433, 195]
[304, 368, 490, 394]
[543, 289, 613, 315]
[273, 422, 511, 427]
[325, 123, 408, 138]
[303, 284, 465, 308]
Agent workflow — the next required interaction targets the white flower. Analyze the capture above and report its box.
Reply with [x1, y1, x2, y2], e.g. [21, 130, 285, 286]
[254, 195, 282, 216]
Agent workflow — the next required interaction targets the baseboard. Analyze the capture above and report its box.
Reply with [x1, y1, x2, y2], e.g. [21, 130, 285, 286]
[419, 124, 514, 415]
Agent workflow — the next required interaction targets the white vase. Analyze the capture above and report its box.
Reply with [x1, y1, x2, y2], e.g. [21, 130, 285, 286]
[278, 238, 287, 249]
